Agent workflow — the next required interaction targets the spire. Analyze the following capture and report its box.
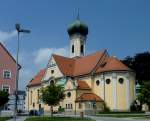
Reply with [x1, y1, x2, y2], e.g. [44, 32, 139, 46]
[76, 8, 80, 20]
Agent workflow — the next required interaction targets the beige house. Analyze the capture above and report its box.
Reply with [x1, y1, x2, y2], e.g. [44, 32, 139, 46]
[26, 18, 136, 114]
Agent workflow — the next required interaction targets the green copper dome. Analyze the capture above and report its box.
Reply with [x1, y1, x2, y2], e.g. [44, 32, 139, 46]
[67, 19, 88, 36]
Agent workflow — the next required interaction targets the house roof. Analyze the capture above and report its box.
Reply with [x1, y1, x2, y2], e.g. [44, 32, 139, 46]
[53, 49, 131, 77]
[0, 42, 21, 69]
[77, 80, 91, 90]
[27, 69, 46, 87]
[76, 93, 103, 102]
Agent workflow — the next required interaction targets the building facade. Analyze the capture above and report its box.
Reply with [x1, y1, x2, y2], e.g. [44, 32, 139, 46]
[26, 18, 136, 114]
[0, 42, 21, 110]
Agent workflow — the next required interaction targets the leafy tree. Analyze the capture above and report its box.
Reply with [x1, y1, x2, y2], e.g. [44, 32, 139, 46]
[0, 90, 9, 115]
[138, 82, 150, 110]
[41, 83, 65, 116]
[122, 52, 150, 84]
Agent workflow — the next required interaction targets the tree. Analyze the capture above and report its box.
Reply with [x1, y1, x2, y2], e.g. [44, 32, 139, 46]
[122, 52, 150, 84]
[138, 82, 150, 110]
[41, 83, 65, 116]
[0, 90, 9, 115]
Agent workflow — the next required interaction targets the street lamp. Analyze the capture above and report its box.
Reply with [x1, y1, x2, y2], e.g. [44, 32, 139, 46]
[14, 24, 30, 120]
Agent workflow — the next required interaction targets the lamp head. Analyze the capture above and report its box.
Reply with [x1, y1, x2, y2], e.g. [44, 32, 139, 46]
[15, 23, 21, 32]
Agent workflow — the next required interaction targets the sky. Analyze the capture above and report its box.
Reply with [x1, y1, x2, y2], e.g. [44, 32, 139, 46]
[0, 0, 150, 90]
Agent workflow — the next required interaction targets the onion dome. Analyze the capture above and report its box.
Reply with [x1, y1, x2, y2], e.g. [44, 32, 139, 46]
[67, 19, 88, 36]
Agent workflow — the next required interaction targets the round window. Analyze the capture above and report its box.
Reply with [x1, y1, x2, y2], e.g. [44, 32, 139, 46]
[118, 78, 124, 84]
[96, 80, 100, 86]
[106, 79, 111, 84]
[67, 92, 71, 97]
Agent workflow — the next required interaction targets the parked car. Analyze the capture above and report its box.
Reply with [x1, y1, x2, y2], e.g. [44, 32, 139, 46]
[29, 110, 39, 116]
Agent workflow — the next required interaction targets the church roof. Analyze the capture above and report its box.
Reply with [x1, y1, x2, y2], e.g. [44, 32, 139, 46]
[27, 69, 46, 87]
[53, 50, 131, 77]
[76, 93, 103, 102]
[77, 80, 91, 90]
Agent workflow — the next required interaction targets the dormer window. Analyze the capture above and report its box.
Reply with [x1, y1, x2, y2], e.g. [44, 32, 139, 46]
[3, 70, 11, 79]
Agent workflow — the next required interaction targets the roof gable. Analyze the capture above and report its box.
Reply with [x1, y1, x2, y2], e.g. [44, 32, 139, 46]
[0, 42, 21, 69]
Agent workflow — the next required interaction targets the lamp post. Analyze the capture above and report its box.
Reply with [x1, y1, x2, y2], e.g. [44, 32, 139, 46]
[14, 24, 30, 120]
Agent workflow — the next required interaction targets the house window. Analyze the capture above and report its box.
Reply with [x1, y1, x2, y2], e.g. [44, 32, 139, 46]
[81, 45, 84, 54]
[118, 78, 124, 84]
[3, 70, 11, 79]
[51, 70, 54, 74]
[106, 79, 111, 84]
[72, 45, 74, 53]
[2, 85, 10, 93]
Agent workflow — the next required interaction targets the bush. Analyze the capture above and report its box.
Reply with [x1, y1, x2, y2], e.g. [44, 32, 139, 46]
[130, 100, 142, 112]
[102, 102, 110, 112]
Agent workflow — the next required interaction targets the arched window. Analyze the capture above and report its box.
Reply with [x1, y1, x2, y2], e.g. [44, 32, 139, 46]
[50, 80, 54, 85]
[81, 45, 84, 54]
[72, 45, 74, 53]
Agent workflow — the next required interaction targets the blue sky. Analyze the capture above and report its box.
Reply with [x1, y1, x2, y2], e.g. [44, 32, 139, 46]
[0, 0, 150, 90]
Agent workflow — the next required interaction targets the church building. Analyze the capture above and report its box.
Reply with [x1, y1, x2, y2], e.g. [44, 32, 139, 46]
[26, 17, 136, 114]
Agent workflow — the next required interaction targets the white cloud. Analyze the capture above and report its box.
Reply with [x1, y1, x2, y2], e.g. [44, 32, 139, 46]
[0, 30, 17, 42]
[17, 47, 69, 90]
[34, 47, 69, 68]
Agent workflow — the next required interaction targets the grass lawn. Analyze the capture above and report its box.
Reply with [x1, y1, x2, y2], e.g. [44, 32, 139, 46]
[25, 117, 94, 121]
[0, 117, 12, 121]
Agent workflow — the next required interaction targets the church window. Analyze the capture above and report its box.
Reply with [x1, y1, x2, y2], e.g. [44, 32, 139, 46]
[66, 104, 67, 109]
[67, 92, 71, 97]
[96, 80, 100, 86]
[79, 103, 82, 109]
[106, 79, 111, 84]
[33, 102, 35, 108]
[81, 45, 84, 53]
[50, 80, 54, 85]
[118, 78, 124, 84]
[51, 70, 54, 74]
[72, 45, 74, 53]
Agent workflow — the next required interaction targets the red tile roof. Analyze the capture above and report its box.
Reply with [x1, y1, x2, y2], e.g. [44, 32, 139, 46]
[53, 50, 106, 76]
[76, 93, 103, 102]
[96, 56, 131, 73]
[27, 69, 46, 87]
[77, 80, 91, 90]
[0, 42, 21, 69]
[53, 50, 131, 77]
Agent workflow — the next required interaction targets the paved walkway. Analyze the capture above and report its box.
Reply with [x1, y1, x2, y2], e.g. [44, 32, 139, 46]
[7, 116, 27, 121]
[6, 115, 150, 121]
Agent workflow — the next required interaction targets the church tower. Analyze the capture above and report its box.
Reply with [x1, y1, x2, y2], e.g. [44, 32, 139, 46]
[67, 17, 88, 58]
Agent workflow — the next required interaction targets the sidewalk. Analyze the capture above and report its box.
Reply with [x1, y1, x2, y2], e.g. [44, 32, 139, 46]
[7, 116, 27, 121]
